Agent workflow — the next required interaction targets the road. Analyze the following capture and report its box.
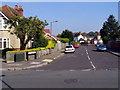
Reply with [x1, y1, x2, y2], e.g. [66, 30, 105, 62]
[1, 45, 119, 89]
[32, 45, 118, 71]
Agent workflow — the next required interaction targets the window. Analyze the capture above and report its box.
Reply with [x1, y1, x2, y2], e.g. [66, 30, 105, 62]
[0, 38, 2, 48]
[0, 18, 2, 29]
[0, 38, 10, 49]
[0, 16, 8, 30]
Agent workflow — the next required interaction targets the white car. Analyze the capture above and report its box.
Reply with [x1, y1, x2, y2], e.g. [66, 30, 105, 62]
[64, 45, 75, 53]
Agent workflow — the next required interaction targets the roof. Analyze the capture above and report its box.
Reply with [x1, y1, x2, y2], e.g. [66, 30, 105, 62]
[0, 5, 23, 19]
[73, 32, 81, 37]
[43, 29, 60, 41]
[43, 29, 51, 34]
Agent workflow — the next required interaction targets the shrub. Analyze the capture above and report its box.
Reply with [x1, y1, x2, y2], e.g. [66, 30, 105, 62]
[80, 41, 88, 44]
[46, 40, 57, 49]
[60, 38, 69, 43]
[32, 36, 48, 48]
[70, 41, 80, 44]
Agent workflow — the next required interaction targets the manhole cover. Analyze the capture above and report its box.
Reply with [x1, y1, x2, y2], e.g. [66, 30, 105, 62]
[64, 79, 78, 84]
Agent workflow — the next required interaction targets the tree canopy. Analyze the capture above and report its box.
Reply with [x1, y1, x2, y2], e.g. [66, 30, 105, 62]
[100, 15, 120, 44]
[5, 16, 48, 50]
[60, 29, 74, 42]
[32, 32, 48, 48]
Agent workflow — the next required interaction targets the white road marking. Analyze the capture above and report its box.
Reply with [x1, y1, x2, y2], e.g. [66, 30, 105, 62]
[81, 69, 92, 71]
[84, 47, 96, 70]
[69, 70, 76, 71]
[87, 55, 91, 60]
[36, 70, 45, 71]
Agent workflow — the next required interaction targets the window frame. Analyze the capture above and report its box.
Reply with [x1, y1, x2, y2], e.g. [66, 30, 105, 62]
[0, 14, 9, 30]
[0, 38, 10, 49]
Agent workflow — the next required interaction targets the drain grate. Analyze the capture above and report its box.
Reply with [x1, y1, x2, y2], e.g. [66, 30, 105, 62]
[64, 79, 79, 84]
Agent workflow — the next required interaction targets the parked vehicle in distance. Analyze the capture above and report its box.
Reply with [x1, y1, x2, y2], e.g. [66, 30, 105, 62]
[64, 45, 75, 53]
[72, 43, 80, 48]
[97, 44, 107, 51]
[96, 43, 100, 47]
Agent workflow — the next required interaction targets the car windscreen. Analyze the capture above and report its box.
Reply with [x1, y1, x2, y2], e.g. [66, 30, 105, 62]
[99, 45, 106, 47]
[66, 46, 72, 48]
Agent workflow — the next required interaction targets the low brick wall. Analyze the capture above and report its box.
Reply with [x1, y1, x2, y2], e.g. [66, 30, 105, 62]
[5, 42, 68, 63]
[107, 40, 120, 51]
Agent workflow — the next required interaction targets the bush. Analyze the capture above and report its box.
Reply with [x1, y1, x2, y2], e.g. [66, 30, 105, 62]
[70, 41, 80, 44]
[32, 36, 48, 48]
[60, 38, 69, 43]
[46, 40, 57, 49]
[80, 41, 88, 44]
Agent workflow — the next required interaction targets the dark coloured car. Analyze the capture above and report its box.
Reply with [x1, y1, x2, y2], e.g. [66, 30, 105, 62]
[97, 44, 107, 51]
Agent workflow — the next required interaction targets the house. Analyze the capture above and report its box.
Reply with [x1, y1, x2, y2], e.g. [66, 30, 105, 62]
[91, 34, 103, 44]
[73, 32, 88, 43]
[43, 29, 60, 41]
[0, 5, 30, 50]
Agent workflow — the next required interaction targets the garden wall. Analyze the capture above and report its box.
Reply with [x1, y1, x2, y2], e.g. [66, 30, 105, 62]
[5, 42, 68, 63]
[107, 40, 120, 51]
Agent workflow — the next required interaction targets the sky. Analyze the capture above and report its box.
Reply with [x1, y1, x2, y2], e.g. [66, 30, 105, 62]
[1, 2, 118, 35]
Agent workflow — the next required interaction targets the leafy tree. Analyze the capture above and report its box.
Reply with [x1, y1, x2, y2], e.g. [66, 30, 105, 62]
[32, 32, 48, 48]
[57, 34, 62, 38]
[61, 29, 74, 42]
[87, 31, 96, 37]
[4, 16, 48, 50]
[100, 15, 120, 44]
[81, 32, 88, 37]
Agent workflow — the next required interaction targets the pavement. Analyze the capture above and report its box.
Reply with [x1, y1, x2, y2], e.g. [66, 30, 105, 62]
[107, 49, 120, 57]
[0, 48, 120, 72]
[0, 50, 65, 71]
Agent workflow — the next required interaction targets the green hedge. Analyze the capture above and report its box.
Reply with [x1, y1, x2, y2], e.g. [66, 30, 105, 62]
[7, 40, 57, 53]
[60, 38, 69, 43]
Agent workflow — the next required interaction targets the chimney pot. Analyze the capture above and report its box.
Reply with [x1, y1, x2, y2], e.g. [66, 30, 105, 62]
[14, 5, 18, 8]
[19, 5, 22, 9]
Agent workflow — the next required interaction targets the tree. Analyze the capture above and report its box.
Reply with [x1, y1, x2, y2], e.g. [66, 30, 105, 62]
[100, 15, 120, 44]
[61, 29, 74, 42]
[81, 32, 88, 37]
[32, 32, 48, 48]
[57, 34, 61, 38]
[87, 31, 96, 37]
[4, 16, 48, 50]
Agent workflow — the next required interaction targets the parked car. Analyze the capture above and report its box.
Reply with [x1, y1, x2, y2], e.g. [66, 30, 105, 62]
[64, 45, 75, 53]
[72, 43, 80, 48]
[97, 44, 107, 51]
[96, 43, 100, 47]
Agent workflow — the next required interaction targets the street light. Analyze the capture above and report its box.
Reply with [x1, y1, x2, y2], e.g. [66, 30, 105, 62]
[49, 20, 58, 53]
[50, 21, 58, 34]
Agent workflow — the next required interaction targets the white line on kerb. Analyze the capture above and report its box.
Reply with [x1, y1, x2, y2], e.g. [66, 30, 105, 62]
[84, 47, 96, 70]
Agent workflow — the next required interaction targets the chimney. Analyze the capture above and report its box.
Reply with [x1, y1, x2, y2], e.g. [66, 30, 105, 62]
[14, 5, 18, 9]
[18, 5, 23, 16]
[14, 5, 23, 17]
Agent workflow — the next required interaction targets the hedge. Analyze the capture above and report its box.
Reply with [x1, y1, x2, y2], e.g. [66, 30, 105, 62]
[7, 40, 56, 53]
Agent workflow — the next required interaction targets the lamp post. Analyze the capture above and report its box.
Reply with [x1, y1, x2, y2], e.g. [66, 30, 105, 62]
[49, 20, 58, 53]
[50, 21, 58, 34]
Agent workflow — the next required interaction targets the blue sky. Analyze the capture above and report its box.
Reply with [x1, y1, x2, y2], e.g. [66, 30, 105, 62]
[2, 2, 118, 35]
